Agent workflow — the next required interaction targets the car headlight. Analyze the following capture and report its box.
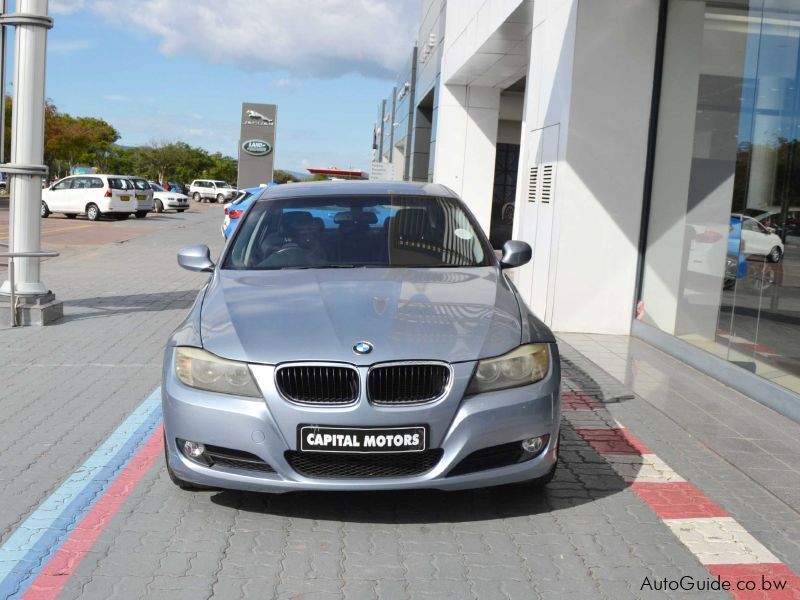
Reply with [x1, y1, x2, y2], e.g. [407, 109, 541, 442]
[466, 344, 550, 395]
[174, 347, 261, 397]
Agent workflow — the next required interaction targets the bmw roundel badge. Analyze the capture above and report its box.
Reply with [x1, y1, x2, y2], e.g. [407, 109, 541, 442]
[353, 341, 373, 355]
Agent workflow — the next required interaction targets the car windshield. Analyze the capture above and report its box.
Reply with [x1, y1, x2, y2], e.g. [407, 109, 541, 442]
[151, 183, 166, 191]
[215, 181, 232, 188]
[223, 194, 492, 270]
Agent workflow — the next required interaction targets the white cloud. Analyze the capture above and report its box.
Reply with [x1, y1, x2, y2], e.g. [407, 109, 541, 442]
[77, 0, 419, 79]
[51, 0, 87, 14]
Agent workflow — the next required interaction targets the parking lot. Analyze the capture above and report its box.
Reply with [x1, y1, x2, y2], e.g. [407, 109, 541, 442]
[0, 205, 799, 599]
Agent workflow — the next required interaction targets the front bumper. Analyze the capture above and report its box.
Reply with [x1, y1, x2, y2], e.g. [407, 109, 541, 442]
[162, 348, 561, 492]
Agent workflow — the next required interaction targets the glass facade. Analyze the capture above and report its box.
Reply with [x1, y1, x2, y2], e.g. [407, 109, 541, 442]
[640, 0, 800, 393]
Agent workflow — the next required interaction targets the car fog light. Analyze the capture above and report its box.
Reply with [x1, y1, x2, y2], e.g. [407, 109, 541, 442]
[182, 440, 206, 459]
[521, 435, 548, 454]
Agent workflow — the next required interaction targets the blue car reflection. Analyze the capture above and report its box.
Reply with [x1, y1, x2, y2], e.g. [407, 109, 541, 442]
[223, 186, 267, 238]
[725, 215, 748, 289]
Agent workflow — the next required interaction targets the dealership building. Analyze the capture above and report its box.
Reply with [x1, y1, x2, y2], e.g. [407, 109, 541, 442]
[371, 0, 800, 420]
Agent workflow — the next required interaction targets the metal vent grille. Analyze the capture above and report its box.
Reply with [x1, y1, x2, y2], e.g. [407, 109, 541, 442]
[205, 445, 275, 474]
[528, 166, 538, 202]
[541, 164, 554, 203]
[368, 363, 450, 405]
[285, 449, 444, 478]
[276, 365, 359, 405]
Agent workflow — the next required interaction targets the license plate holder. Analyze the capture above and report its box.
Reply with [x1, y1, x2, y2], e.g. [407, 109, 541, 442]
[298, 425, 427, 454]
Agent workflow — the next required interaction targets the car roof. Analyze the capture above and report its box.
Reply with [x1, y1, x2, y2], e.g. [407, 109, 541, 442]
[258, 180, 457, 201]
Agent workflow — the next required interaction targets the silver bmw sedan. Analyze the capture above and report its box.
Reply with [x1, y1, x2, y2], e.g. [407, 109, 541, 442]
[163, 181, 560, 493]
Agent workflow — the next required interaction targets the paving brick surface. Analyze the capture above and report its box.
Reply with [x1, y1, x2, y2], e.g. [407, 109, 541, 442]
[1, 207, 798, 599]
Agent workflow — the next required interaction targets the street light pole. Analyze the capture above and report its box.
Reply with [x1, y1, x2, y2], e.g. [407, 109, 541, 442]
[0, 0, 62, 324]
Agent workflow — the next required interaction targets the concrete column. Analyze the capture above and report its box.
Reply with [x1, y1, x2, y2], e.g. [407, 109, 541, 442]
[639, 1, 706, 334]
[433, 84, 500, 234]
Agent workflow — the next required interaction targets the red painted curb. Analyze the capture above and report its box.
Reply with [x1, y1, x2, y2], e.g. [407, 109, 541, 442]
[575, 427, 653, 455]
[23, 426, 164, 600]
[631, 482, 729, 520]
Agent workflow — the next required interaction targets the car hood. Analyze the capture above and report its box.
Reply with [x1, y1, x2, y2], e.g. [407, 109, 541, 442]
[200, 267, 523, 365]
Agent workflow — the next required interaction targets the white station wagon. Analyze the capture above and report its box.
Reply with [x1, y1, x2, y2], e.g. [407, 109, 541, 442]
[41, 174, 137, 221]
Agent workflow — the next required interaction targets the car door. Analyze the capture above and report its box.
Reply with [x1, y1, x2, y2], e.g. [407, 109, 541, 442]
[741, 217, 770, 256]
[70, 176, 94, 212]
[46, 177, 75, 212]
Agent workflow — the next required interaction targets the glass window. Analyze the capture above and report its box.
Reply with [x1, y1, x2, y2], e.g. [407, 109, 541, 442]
[53, 178, 73, 190]
[223, 195, 491, 270]
[108, 178, 129, 190]
[640, 0, 800, 395]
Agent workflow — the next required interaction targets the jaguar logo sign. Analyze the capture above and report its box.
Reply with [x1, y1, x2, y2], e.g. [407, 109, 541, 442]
[241, 139, 272, 157]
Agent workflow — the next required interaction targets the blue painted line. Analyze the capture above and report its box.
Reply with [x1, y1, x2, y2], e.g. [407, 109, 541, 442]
[0, 388, 163, 599]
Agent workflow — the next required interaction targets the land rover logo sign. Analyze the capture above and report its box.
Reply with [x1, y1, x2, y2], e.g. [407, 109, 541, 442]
[242, 139, 272, 157]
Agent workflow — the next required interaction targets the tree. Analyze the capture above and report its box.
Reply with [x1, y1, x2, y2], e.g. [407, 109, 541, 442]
[273, 169, 300, 184]
[43, 107, 119, 177]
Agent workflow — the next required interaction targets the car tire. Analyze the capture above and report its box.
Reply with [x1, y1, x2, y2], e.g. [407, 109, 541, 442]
[193, 192, 201, 202]
[65, 213, 77, 219]
[216, 194, 224, 204]
[41, 201, 50, 218]
[135, 211, 148, 219]
[86, 203, 101, 221]
[768, 246, 782, 263]
[164, 433, 214, 492]
[155, 199, 164, 213]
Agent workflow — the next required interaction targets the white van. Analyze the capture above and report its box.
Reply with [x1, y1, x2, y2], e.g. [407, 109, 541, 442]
[41, 175, 137, 221]
[124, 176, 155, 218]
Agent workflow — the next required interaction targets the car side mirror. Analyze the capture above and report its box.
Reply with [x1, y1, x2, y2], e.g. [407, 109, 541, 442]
[177, 244, 215, 272]
[500, 240, 532, 269]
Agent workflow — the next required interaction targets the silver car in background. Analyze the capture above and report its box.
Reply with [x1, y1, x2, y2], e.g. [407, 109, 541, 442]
[163, 181, 560, 493]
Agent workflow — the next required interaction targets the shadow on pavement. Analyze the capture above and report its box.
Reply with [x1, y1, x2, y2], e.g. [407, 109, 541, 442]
[59, 290, 198, 322]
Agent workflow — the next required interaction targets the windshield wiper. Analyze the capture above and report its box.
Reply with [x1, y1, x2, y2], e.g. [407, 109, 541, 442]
[280, 264, 359, 269]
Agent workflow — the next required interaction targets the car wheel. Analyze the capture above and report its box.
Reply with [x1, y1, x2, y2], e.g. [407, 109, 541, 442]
[65, 213, 77, 219]
[135, 211, 148, 219]
[768, 246, 782, 263]
[155, 199, 164, 213]
[193, 192, 201, 202]
[164, 433, 214, 491]
[86, 203, 101, 221]
[41, 201, 50, 218]
[216, 194, 224, 204]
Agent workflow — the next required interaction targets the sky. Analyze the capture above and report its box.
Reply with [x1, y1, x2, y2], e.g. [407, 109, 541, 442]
[37, 0, 420, 173]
